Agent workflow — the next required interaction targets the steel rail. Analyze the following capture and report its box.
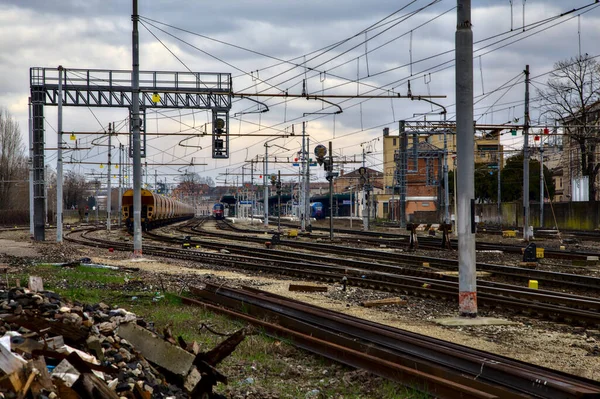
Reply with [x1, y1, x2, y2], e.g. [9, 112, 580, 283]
[193, 284, 600, 399]
[64, 228, 600, 326]
[200, 221, 600, 291]
[150, 228, 600, 312]
[178, 295, 498, 399]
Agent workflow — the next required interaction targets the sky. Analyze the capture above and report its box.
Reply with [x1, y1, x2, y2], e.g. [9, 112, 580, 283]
[1, 0, 599, 188]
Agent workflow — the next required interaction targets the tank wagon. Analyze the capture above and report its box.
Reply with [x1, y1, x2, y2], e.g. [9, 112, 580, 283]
[122, 189, 195, 231]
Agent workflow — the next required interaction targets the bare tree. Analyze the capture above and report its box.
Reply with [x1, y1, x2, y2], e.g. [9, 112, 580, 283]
[537, 55, 600, 200]
[0, 107, 27, 210]
[63, 170, 90, 209]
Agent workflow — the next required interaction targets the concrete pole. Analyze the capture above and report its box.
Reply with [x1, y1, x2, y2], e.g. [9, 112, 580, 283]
[329, 141, 334, 240]
[263, 144, 268, 227]
[305, 137, 311, 230]
[118, 144, 123, 227]
[132, 0, 143, 255]
[456, 0, 477, 317]
[300, 122, 306, 231]
[28, 98, 34, 237]
[277, 170, 281, 233]
[56, 66, 64, 242]
[362, 147, 369, 231]
[44, 165, 48, 225]
[523, 65, 530, 241]
[540, 137, 544, 227]
[497, 140, 502, 225]
[251, 159, 254, 223]
[107, 123, 112, 232]
[443, 113, 449, 224]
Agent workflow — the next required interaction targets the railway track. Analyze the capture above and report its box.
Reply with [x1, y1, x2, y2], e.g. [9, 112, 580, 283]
[272, 220, 600, 261]
[64, 224, 600, 326]
[185, 283, 600, 399]
[192, 220, 600, 294]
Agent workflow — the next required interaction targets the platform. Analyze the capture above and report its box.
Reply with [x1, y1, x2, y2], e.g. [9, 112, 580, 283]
[434, 316, 519, 326]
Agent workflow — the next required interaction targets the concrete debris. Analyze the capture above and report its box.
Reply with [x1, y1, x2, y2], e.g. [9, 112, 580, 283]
[0, 286, 242, 398]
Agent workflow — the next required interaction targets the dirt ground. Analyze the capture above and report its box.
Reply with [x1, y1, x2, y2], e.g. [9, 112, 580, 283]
[1, 226, 599, 384]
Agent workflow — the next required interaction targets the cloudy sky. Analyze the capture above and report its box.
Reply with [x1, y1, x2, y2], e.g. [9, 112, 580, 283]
[1, 0, 599, 187]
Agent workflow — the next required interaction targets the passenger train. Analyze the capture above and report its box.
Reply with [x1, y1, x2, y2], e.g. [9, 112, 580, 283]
[121, 189, 195, 231]
[212, 203, 225, 220]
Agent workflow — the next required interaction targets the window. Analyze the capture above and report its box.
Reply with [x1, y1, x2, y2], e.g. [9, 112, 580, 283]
[393, 138, 397, 146]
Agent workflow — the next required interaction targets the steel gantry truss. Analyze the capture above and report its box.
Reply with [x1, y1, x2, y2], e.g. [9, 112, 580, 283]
[30, 66, 232, 241]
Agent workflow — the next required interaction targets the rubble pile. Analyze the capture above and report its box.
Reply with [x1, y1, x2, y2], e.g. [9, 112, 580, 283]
[0, 283, 244, 398]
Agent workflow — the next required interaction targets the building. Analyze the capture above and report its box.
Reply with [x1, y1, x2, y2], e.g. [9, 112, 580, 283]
[558, 101, 600, 202]
[381, 123, 505, 222]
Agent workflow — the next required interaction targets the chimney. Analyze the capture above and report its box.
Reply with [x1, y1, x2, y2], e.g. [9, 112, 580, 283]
[383, 127, 390, 136]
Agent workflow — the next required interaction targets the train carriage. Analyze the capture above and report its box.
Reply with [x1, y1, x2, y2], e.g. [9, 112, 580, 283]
[122, 189, 194, 231]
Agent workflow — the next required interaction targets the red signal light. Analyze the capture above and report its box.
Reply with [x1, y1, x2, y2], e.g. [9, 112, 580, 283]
[534, 135, 540, 141]
[543, 128, 549, 134]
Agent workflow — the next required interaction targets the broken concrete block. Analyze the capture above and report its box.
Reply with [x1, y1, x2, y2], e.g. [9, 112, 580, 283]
[28, 276, 44, 292]
[184, 366, 202, 393]
[117, 322, 195, 377]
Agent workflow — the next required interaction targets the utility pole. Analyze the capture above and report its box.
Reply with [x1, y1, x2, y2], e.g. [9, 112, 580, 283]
[497, 139, 502, 225]
[44, 165, 48, 225]
[263, 144, 269, 227]
[56, 66, 64, 242]
[107, 123, 112, 232]
[328, 142, 334, 240]
[456, 0, 477, 317]
[540, 136, 544, 227]
[251, 159, 254, 223]
[361, 146, 369, 231]
[131, 0, 143, 255]
[277, 170, 282, 233]
[442, 111, 449, 224]
[523, 64, 530, 241]
[118, 143, 123, 227]
[307, 139, 311, 227]
[28, 98, 34, 237]
[300, 122, 306, 232]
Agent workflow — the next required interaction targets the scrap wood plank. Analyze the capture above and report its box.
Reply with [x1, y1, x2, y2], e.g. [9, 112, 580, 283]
[198, 328, 247, 367]
[71, 372, 120, 399]
[0, 369, 25, 393]
[360, 297, 407, 307]
[5, 315, 88, 345]
[288, 284, 328, 292]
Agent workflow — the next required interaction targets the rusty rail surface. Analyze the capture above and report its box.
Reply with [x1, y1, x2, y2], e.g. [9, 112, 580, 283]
[188, 283, 600, 399]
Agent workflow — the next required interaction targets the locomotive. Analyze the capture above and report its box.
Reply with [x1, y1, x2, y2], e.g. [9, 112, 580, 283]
[121, 189, 195, 231]
[310, 202, 324, 219]
[212, 203, 225, 220]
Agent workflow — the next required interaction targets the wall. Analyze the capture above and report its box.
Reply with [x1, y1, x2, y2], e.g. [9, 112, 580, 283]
[476, 202, 600, 230]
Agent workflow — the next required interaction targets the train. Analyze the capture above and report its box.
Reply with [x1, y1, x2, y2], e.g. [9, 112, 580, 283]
[213, 203, 225, 220]
[310, 202, 325, 219]
[121, 189, 195, 231]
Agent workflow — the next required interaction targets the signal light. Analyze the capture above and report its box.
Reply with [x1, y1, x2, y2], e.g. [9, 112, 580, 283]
[543, 128, 549, 134]
[510, 129, 517, 136]
[534, 135, 540, 141]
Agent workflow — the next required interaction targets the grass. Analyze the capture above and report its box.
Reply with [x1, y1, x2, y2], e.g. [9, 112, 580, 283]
[13, 263, 429, 398]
